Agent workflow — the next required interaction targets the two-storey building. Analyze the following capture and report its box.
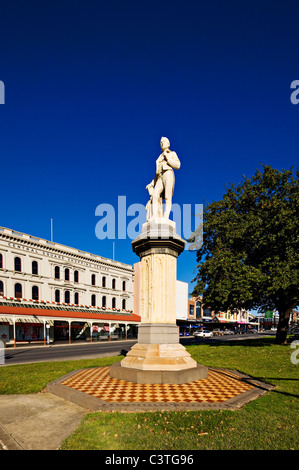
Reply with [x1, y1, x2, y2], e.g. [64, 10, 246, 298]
[0, 227, 140, 345]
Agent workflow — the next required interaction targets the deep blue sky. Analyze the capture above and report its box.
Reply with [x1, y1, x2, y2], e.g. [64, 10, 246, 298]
[0, 0, 298, 297]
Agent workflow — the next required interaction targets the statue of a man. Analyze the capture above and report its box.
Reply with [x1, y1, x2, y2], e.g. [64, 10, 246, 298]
[146, 137, 181, 220]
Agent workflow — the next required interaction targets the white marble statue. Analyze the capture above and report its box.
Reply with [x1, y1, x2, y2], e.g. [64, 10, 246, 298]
[146, 137, 181, 221]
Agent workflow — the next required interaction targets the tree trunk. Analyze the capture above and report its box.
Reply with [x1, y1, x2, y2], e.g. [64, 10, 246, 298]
[275, 306, 293, 344]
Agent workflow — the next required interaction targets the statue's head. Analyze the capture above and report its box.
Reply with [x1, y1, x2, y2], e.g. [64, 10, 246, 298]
[160, 137, 170, 151]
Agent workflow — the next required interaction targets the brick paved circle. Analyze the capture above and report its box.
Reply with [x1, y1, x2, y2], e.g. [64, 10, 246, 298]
[47, 366, 274, 411]
[61, 366, 253, 403]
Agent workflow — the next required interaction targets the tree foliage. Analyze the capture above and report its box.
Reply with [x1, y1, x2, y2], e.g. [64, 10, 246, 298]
[191, 165, 299, 344]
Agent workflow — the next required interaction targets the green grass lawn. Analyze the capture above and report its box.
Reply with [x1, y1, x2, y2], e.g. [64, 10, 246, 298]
[0, 337, 298, 450]
[0, 355, 122, 394]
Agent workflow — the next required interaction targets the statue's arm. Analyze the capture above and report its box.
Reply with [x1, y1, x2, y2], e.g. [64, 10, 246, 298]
[165, 150, 181, 170]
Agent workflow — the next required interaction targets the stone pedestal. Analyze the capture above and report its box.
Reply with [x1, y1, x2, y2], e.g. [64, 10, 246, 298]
[109, 218, 208, 384]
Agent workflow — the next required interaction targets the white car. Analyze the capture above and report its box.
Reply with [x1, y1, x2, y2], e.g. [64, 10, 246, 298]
[194, 330, 213, 338]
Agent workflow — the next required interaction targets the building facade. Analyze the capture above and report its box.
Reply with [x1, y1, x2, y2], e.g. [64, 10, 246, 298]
[176, 280, 188, 321]
[187, 296, 250, 332]
[0, 227, 140, 345]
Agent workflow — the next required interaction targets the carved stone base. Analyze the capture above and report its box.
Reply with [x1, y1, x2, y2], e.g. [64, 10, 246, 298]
[109, 342, 208, 384]
[110, 361, 208, 384]
[120, 342, 197, 370]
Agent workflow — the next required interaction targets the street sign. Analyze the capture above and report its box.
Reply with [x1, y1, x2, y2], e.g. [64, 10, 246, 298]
[264, 310, 273, 319]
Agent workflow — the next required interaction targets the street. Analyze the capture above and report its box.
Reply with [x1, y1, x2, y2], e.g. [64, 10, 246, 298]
[1, 332, 273, 366]
[2, 340, 137, 366]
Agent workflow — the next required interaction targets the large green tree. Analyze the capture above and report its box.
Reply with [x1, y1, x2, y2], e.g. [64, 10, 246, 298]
[191, 165, 299, 344]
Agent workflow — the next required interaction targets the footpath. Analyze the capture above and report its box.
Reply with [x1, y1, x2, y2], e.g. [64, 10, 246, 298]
[0, 340, 130, 450]
[0, 392, 87, 450]
[0, 339, 135, 450]
[0, 341, 92, 450]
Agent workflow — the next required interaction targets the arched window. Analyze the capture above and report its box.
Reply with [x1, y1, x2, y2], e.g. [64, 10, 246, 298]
[122, 298, 126, 310]
[64, 290, 70, 304]
[0, 253, 3, 269]
[65, 268, 70, 281]
[74, 270, 79, 283]
[102, 296, 106, 308]
[32, 285, 39, 301]
[91, 274, 96, 286]
[112, 278, 116, 289]
[0, 280, 3, 296]
[14, 257, 22, 272]
[55, 289, 60, 303]
[102, 276, 106, 288]
[32, 261, 38, 275]
[15, 283, 22, 299]
[196, 301, 201, 318]
[122, 281, 126, 291]
[74, 292, 79, 304]
[112, 297, 116, 309]
[91, 294, 96, 307]
[55, 266, 60, 279]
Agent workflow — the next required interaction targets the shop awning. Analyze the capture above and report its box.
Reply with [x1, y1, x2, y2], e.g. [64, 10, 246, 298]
[0, 304, 141, 323]
[0, 316, 55, 326]
[0, 317, 14, 325]
[15, 317, 55, 325]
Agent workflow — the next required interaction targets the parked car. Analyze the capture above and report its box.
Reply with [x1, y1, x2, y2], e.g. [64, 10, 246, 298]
[236, 328, 246, 334]
[212, 328, 223, 336]
[248, 328, 258, 334]
[194, 330, 213, 338]
[223, 329, 234, 335]
[289, 328, 299, 340]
